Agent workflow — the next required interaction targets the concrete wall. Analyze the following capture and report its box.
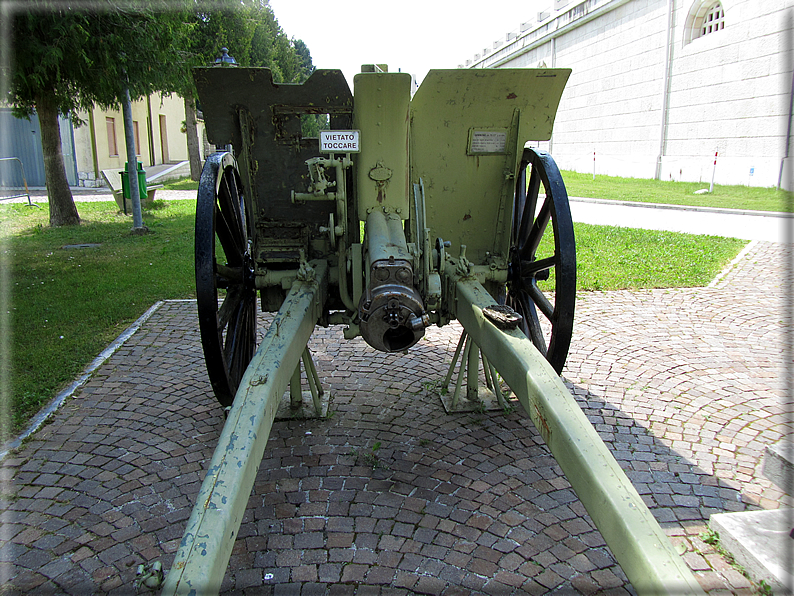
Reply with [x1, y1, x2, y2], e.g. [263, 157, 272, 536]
[549, 0, 669, 180]
[153, 94, 190, 164]
[466, 0, 793, 189]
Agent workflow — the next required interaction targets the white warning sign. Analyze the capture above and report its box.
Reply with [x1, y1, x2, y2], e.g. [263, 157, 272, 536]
[320, 130, 360, 153]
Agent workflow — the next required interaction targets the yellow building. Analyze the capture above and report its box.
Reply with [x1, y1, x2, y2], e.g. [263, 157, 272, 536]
[73, 93, 202, 188]
[1, 92, 206, 189]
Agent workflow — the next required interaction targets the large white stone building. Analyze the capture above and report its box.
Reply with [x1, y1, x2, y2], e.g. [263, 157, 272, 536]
[463, 0, 792, 189]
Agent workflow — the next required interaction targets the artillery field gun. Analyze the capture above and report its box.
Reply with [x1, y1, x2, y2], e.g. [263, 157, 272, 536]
[157, 65, 705, 595]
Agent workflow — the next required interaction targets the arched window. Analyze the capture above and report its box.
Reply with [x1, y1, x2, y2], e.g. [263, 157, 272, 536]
[700, 2, 725, 37]
[684, 1, 726, 46]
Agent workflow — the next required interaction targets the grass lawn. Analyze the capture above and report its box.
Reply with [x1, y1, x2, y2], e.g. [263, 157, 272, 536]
[573, 224, 745, 291]
[562, 170, 792, 213]
[0, 195, 746, 439]
[2, 199, 196, 438]
[162, 178, 199, 191]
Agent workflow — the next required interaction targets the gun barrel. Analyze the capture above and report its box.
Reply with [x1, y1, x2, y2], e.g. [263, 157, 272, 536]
[358, 209, 428, 352]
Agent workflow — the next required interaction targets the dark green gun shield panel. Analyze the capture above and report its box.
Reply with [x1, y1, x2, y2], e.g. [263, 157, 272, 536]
[194, 67, 354, 265]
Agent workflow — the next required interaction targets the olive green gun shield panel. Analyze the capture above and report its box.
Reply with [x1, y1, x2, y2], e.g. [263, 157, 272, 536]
[410, 69, 570, 265]
[353, 72, 412, 220]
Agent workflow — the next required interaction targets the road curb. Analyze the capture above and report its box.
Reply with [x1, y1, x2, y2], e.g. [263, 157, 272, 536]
[569, 196, 791, 219]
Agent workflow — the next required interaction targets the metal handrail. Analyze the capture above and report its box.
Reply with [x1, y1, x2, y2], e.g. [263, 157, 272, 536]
[0, 156, 34, 206]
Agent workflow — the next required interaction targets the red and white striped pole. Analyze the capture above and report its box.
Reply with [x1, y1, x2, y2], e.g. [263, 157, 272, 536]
[593, 150, 596, 181]
[709, 151, 718, 193]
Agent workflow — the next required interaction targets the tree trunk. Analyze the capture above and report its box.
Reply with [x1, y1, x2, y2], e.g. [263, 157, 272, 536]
[37, 93, 80, 226]
[185, 96, 202, 181]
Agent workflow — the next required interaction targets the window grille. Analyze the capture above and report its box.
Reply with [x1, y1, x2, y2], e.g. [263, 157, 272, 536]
[700, 2, 724, 37]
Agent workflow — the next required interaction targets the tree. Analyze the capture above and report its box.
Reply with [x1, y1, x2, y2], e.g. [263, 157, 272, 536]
[8, 1, 192, 226]
[179, 2, 252, 181]
[180, 0, 317, 180]
[293, 39, 316, 81]
[8, 0, 317, 217]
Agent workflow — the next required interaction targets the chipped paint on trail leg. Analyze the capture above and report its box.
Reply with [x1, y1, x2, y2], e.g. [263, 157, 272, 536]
[161, 262, 328, 596]
[453, 278, 705, 596]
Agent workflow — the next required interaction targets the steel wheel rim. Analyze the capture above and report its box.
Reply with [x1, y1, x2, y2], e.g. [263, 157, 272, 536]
[195, 152, 257, 406]
[506, 148, 576, 374]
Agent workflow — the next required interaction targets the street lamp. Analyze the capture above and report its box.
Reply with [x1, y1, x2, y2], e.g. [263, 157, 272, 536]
[214, 47, 237, 66]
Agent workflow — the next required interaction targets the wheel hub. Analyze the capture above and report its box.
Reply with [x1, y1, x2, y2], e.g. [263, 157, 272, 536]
[507, 247, 549, 295]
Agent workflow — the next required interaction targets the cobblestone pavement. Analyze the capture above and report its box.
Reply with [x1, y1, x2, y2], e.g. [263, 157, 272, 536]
[1, 241, 790, 595]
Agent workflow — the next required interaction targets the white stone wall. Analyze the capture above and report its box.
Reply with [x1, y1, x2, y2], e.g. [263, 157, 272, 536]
[547, 0, 670, 180]
[470, 0, 793, 189]
[662, 0, 791, 187]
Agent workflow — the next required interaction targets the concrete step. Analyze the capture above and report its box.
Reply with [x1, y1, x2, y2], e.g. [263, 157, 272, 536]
[146, 161, 189, 183]
[708, 441, 793, 593]
[709, 509, 793, 593]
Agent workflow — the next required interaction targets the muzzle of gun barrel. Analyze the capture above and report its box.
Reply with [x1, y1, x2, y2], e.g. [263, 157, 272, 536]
[359, 258, 430, 352]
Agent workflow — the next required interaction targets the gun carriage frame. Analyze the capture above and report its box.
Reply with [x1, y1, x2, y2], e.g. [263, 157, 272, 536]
[154, 66, 705, 596]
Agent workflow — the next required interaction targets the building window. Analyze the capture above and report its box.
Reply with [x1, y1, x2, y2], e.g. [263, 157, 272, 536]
[133, 120, 141, 156]
[106, 117, 118, 157]
[700, 2, 724, 37]
[684, 1, 726, 46]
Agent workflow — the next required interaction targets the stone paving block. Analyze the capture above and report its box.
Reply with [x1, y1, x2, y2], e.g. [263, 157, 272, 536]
[4, 243, 788, 595]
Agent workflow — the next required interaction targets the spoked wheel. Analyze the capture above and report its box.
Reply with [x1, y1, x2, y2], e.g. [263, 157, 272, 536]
[505, 148, 576, 375]
[195, 152, 257, 406]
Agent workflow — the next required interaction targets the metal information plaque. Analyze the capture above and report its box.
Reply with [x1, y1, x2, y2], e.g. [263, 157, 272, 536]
[320, 130, 360, 153]
[468, 129, 508, 155]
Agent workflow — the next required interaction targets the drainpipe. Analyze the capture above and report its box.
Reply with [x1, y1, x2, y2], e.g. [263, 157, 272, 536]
[778, 45, 793, 190]
[655, 0, 674, 180]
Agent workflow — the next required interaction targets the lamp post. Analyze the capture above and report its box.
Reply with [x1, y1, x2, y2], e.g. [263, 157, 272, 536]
[120, 66, 146, 233]
[214, 47, 237, 66]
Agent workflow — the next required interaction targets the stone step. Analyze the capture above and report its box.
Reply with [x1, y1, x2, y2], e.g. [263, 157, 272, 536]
[763, 441, 794, 495]
[709, 509, 793, 593]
